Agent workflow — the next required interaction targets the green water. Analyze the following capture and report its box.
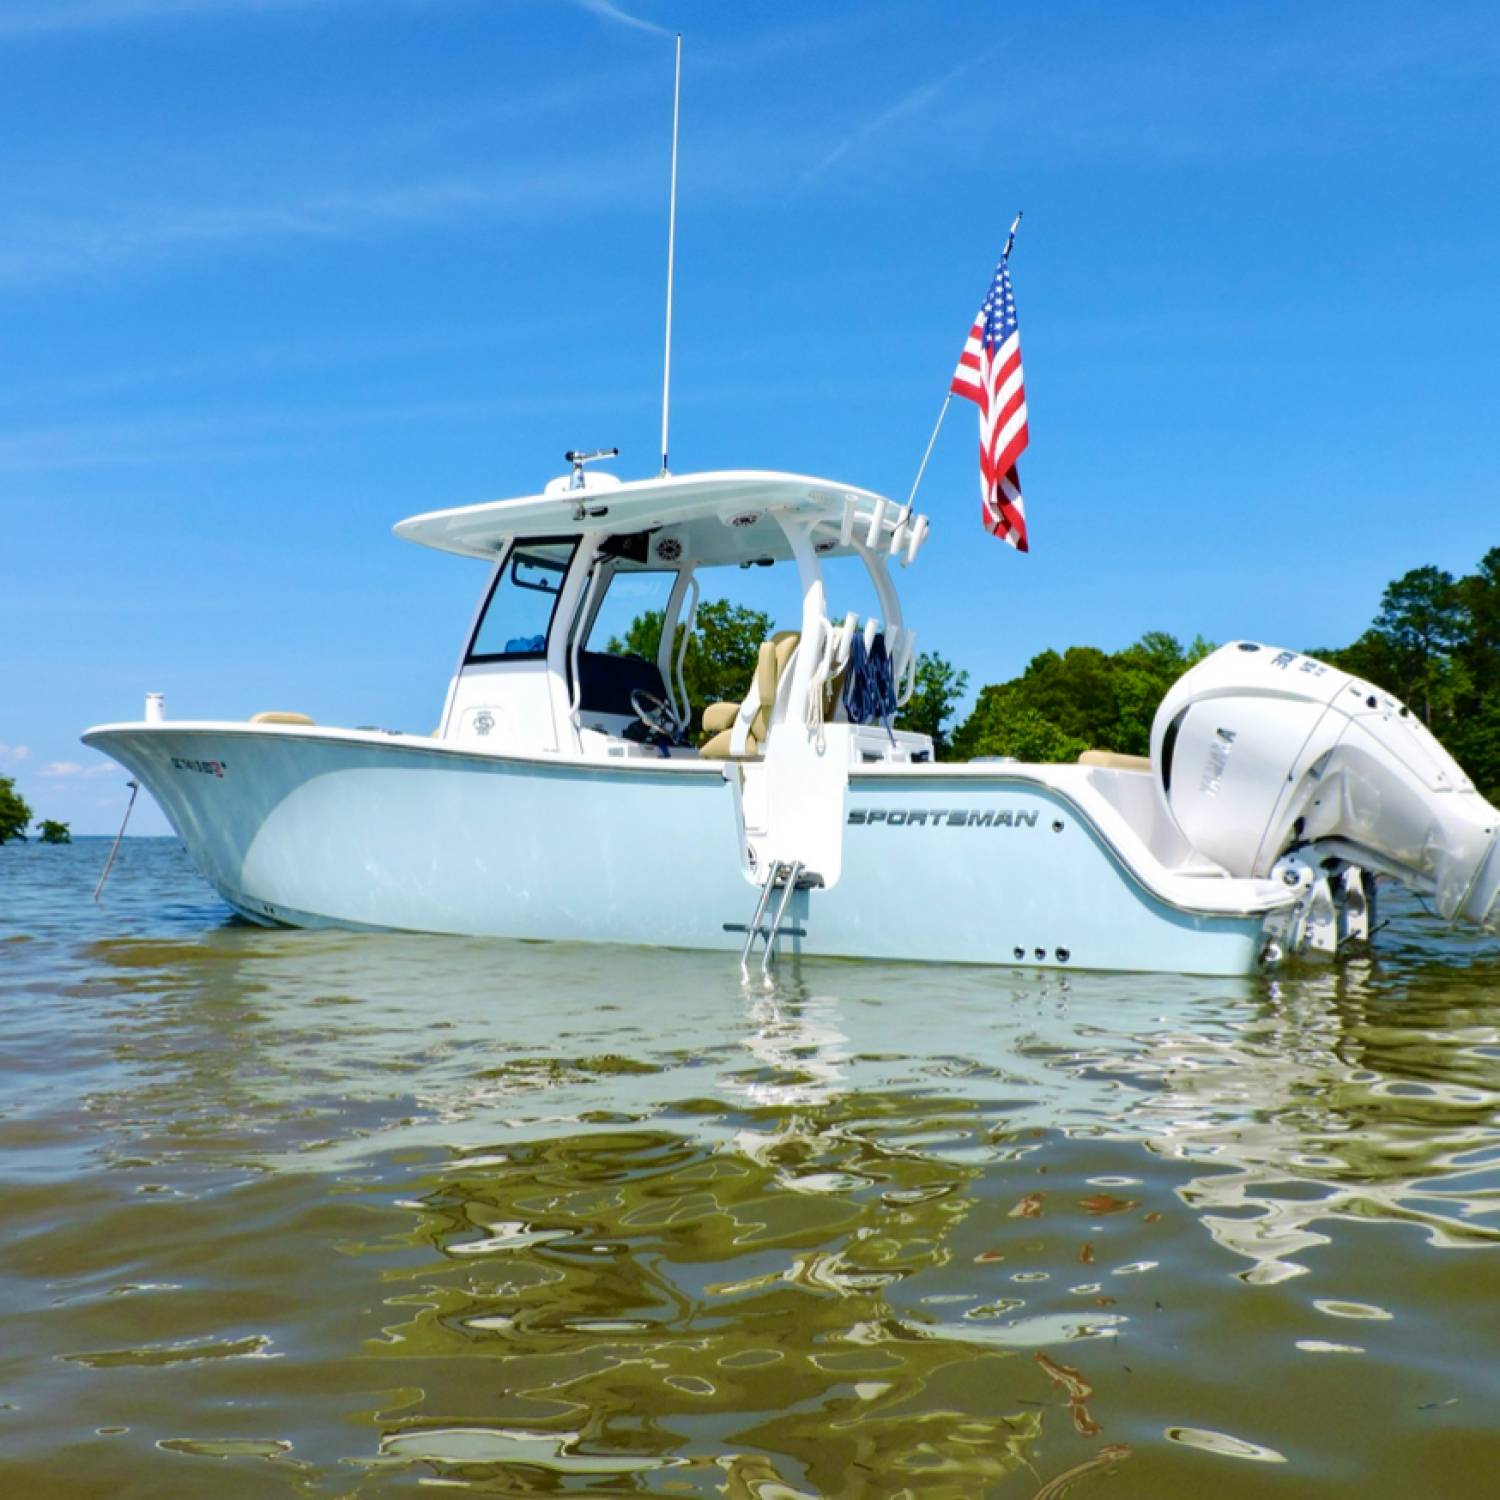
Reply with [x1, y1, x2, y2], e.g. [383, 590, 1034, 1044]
[2, 839, 1499, 1497]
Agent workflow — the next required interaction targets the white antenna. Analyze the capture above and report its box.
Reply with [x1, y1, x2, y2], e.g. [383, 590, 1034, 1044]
[659, 33, 681, 477]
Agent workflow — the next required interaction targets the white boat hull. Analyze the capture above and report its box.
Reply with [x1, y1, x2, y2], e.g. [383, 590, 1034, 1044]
[83, 723, 1285, 976]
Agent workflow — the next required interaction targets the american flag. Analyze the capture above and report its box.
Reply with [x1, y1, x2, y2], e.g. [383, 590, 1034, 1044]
[950, 232, 1029, 550]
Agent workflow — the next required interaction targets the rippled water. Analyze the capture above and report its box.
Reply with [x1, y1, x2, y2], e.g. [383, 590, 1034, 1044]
[3, 838, 1500, 1497]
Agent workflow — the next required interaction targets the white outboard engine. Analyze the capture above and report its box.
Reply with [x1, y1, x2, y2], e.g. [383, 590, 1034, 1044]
[1152, 643, 1500, 954]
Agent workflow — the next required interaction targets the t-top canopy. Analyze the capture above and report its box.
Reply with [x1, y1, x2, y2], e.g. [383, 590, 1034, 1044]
[392, 469, 923, 568]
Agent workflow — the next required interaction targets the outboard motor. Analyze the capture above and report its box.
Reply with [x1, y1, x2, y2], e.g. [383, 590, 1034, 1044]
[1152, 643, 1500, 951]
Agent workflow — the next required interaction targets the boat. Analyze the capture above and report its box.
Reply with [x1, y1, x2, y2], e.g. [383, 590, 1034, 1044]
[82, 458, 1500, 976]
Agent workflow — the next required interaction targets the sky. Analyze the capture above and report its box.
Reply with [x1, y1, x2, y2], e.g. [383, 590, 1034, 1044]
[2, 0, 1498, 835]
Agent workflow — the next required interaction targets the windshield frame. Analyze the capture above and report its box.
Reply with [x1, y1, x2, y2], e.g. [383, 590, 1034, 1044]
[464, 536, 581, 664]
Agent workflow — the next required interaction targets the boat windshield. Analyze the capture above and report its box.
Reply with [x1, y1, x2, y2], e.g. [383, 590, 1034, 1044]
[467, 538, 579, 662]
[586, 566, 678, 662]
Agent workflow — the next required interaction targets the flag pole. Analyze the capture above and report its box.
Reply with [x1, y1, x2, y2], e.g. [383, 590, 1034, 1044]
[896, 211, 1022, 527]
[897, 394, 952, 526]
[1001, 209, 1022, 263]
[659, 33, 682, 477]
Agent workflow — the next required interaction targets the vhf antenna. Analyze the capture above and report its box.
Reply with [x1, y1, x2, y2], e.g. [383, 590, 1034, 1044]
[659, 33, 682, 477]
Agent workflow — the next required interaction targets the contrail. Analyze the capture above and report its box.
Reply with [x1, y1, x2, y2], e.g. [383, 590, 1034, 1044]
[802, 55, 981, 184]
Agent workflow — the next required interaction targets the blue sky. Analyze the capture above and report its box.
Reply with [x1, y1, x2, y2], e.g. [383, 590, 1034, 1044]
[3, 0, 1498, 835]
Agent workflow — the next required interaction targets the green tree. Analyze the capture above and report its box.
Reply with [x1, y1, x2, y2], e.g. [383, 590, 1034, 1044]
[949, 631, 1209, 763]
[1455, 547, 1500, 700]
[1008, 646, 1118, 747]
[1311, 559, 1497, 795]
[1311, 628, 1404, 693]
[950, 695, 1090, 764]
[897, 652, 968, 757]
[610, 598, 773, 734]
[37, 820, 71, 845]
[1447, 547, 1500, 801]
[1371, 565, 1465, 725]
[0, 776, 32, 844]
[1448, 703, 1500, 804]
[1109, 632, 1209, 755]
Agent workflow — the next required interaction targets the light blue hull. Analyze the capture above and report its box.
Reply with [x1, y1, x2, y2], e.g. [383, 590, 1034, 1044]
[84, 726, 1274, 976]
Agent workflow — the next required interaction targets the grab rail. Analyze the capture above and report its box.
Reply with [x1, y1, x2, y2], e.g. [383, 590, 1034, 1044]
[671, 574, 700, 734]
[568, 553, 607, 725]
[895, 630, 918, 706]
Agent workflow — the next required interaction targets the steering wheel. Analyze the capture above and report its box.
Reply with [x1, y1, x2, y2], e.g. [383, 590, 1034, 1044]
[629, 689, 681, 742]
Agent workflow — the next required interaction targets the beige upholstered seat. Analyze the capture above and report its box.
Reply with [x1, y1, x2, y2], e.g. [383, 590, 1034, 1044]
[699, 631, 799, 760]
[699, 724, 759, 760]
[1078, 749, 1151, 772]
[250, 711, 316, 726]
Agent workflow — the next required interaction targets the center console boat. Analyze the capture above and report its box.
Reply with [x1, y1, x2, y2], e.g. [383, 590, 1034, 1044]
[83, 463, 1500, 976]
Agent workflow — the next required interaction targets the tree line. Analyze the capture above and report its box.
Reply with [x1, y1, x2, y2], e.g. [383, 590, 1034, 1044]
[1309, 549, 1499, 800]
[617, 543, 1499, 801]
[908, 544, 1499, 800]
[0, 780, 70, 844]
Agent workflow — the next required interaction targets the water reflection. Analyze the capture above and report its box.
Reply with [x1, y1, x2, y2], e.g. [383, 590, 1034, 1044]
[1106, 959, 1500, 1284]
[4, 845, 1500, 1494]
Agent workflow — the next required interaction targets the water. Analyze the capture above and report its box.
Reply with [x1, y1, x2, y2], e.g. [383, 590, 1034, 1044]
[3, 839, 1499, 1497]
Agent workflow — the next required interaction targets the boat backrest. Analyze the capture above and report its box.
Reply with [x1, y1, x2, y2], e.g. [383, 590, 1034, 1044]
[749, 632, 801, 745]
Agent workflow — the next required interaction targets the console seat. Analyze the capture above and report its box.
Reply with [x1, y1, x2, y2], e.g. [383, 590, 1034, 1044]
[699, 632, 799, 760]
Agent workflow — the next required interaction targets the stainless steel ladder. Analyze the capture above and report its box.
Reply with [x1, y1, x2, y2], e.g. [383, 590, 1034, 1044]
[738, 860, 812, 983]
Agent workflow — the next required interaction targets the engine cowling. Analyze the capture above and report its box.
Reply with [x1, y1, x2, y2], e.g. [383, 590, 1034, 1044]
[1151, 643, 1500, 932]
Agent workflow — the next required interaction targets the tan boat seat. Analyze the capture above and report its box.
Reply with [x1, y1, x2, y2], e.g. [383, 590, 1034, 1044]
[700, 631, 799, 760]
[700, 727, 759, 759]
[1078, 749, 1151, 772]
[250, 711, 316, 726]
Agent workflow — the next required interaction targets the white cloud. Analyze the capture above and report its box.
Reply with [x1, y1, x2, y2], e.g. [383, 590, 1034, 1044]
[0, 0, 694, 50]
[0, 163, 647, 288]
[39, 760, 118, 779]
[570, 0, 669, 38]
[0, 0, 674, 44]
[0, 742, 29, 761]
[0, 383, 632, 472]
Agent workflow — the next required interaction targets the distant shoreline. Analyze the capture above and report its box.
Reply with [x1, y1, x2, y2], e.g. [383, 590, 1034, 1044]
[1, 833, 179, 843]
